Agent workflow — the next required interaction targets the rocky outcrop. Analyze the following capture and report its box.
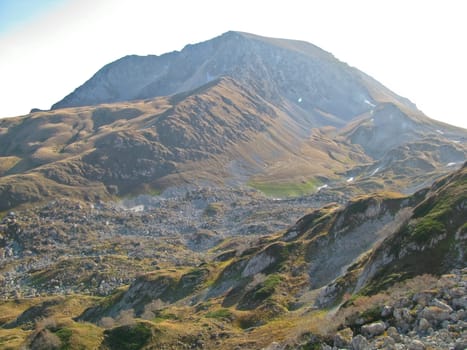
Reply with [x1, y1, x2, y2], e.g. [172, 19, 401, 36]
[346, 268, 467, 350]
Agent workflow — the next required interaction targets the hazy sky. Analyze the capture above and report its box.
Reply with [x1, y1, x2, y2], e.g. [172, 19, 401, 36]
[0, 0, 466, 128]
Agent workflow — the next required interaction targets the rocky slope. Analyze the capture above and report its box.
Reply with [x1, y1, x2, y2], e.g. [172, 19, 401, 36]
[52, 31, 409, 124]
[0, 164, 465, 349]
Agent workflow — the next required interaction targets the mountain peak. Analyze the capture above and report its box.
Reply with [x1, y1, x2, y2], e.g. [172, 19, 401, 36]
[50, 32, 370, 117]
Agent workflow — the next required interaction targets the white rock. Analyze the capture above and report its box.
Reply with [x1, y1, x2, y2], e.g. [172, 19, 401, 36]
[430, 298, 453, 313]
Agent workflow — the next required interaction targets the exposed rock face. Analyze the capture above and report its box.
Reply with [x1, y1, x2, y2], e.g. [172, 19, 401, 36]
[52, 31, 398, 126]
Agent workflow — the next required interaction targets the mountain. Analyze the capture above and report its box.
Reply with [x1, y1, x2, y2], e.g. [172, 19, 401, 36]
[1, 31, 466, 349]
[52, 31, 412, 123]
[0, 31, 465, 212]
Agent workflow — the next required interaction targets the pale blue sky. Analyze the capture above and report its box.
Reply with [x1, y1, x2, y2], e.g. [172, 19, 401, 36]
[0, 0, 66, 33]
[0, 0, 466, 129]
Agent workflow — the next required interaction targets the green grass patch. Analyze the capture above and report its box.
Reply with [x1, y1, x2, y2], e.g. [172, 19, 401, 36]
[411, 217, 445, 244]
[55, 327, 72, 349]
[248, 179, 320, 198]
[254, 274, 282, 300]
[103, 323, 152, 350]
[205, 308, 233, 320]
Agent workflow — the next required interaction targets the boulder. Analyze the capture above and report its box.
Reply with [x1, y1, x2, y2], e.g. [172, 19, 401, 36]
[452, 296, 467, 310]
[361, 321, 386, 338]
[419, 306, 450, 322]
[334, 327, 353, 348]
[413, 291, 437, 307]
[381, 305, 393, 318]
[416, 318, 430, 333]
[408, 339, 425, 350]
[351, 334, 370, 350]
[430, 298, 453, 313]
[454, 339, 467, 350]
[386, 326, 401, 342]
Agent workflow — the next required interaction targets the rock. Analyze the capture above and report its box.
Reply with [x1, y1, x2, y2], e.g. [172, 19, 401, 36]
[393, 307, 412, 323]
[413, 291, 437, 307]
[452, 296, 467, 310]
[351, 335, 370, 350]
[430, 298, 453, 313]
[381, 305, 393, 318]
[334, 327, 353, 348]
[454, 339, 467, 350]
[454, 309, 466, 322]
[387, 327, 401, 342]
[393, 297, 412, 308]
[417, 318, 430, 333]
[393, 307, 412, 332]
[263, 342, 282, 350]
[361, 321, 386, 338]
[408, 340, 425, 350]
[374, 336, 396, 350]
[419, 306, 450, 322]
[437, 328, 453, 342]
[448, 287, 465, 298]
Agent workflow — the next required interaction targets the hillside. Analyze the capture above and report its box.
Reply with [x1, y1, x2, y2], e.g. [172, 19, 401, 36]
[1, 33, 466, 211]
[0, 76, 370, 211]
[1, 163, 465, 349]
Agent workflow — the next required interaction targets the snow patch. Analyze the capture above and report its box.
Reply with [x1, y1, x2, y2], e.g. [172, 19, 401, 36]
[346, 177, 354, 183]
[317, 184, 328, 191]
[364, 99, 376, 107]
[436, 129, 444, 135]
[370, 167, 380, 176]
[129, 205, 144, 212]
[446, 162, 457, 167]
[298, 97, 303, 103]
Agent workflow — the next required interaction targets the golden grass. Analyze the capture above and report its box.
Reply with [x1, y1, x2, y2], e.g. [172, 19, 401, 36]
[0, 328, 30, 349]
[0, 156, 21, 175]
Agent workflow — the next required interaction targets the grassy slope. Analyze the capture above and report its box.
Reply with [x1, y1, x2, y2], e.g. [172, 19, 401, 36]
[0, 78, 370, 210]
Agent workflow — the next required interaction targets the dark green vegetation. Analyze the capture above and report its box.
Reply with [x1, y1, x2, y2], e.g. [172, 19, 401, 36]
[102, 323, 152, 350]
